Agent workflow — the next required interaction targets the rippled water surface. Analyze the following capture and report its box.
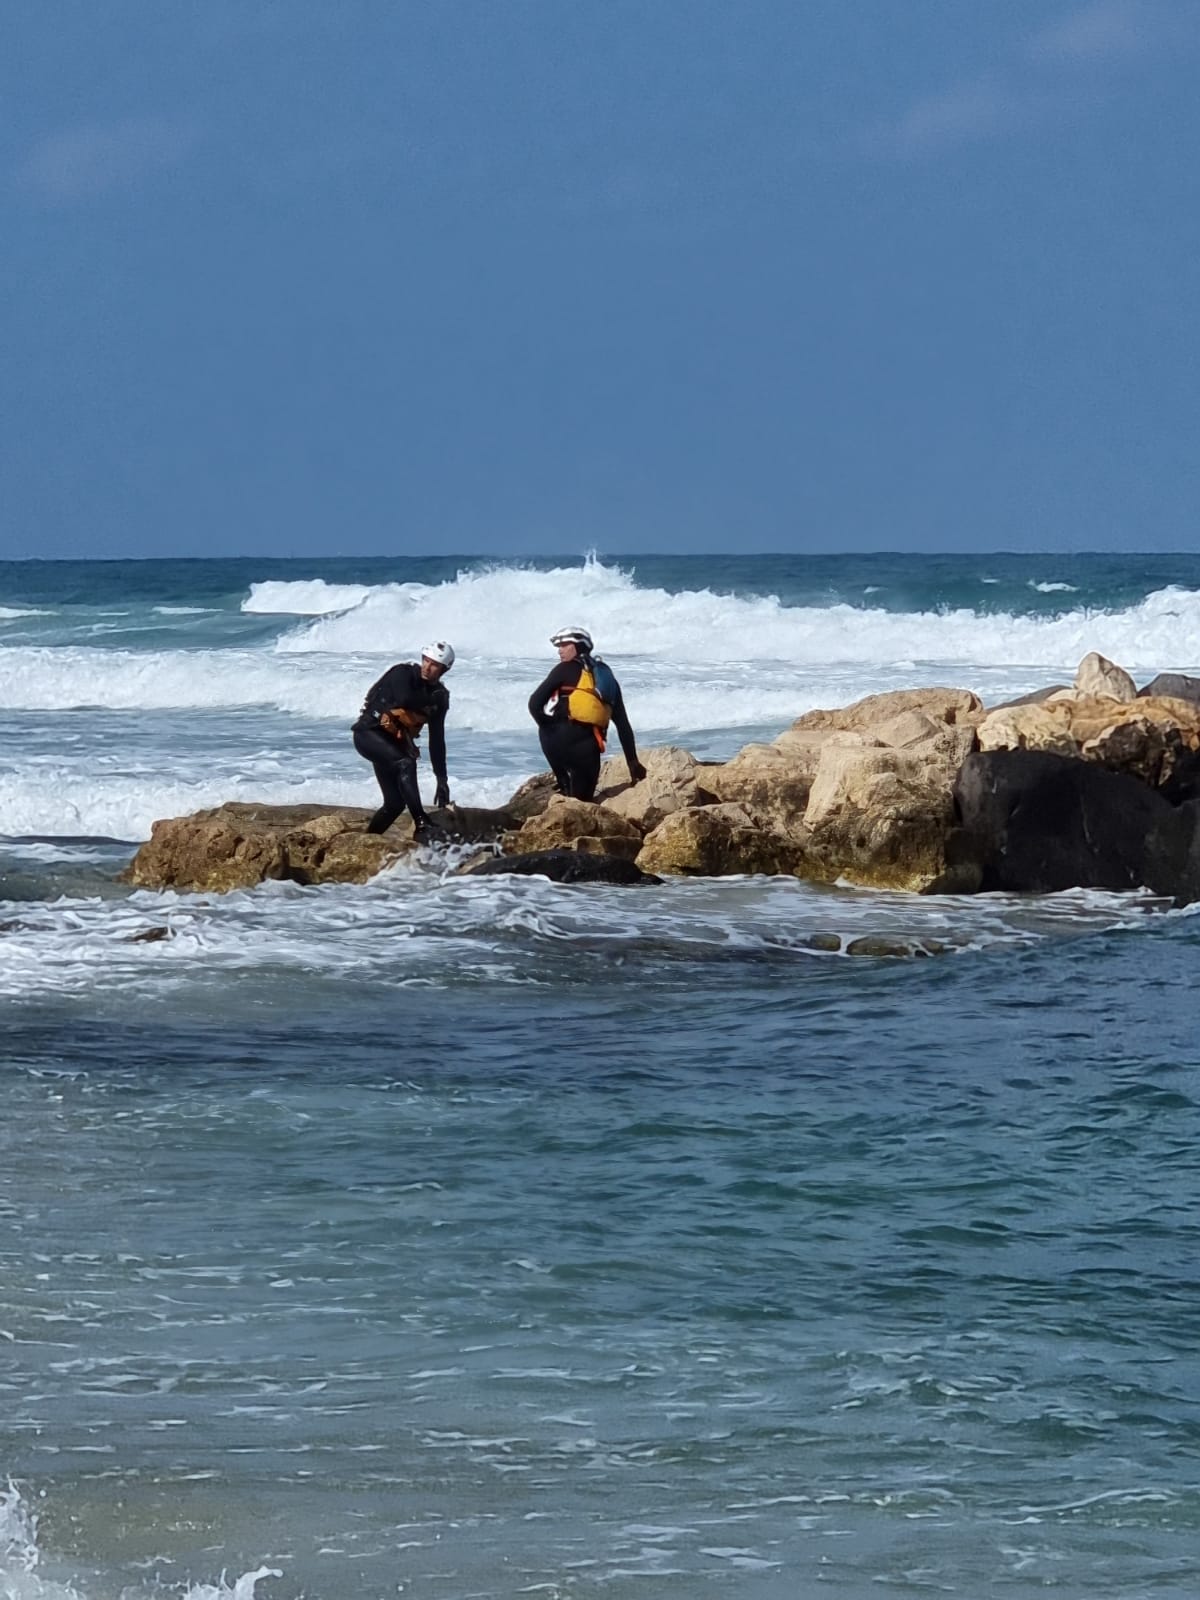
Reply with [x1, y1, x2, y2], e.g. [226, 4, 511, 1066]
[4, 873, 1200, 1599]
[4, 554, 1200, 1597]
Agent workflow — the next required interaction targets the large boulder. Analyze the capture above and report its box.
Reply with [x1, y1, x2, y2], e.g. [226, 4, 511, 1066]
[1075, 651, 1137, 702]
[126, 803, 396, 891]
[636, 804, 807, 877]
[502, 771, 559, 822]
[125, 802, 515, 892]
[788, 686, 985, 737]
[798, 741, 957, 892]
[597, 746, 717, 830]
[940, 749, 1200, 902]
[705, 688, 981, 841]
[502, 795, 645, 861]
[703, 741, 823, 837]
[977, 694, 1200, 786]
[1140, 672, 1200, 705]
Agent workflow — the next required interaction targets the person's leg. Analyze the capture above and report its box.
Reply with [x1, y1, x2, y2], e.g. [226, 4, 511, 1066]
[539, 723, 573, 794]
[354, 728, 428, 833]
[565, 727, 603, 801]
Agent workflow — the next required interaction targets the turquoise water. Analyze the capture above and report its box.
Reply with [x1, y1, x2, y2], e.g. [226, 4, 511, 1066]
[2, 554, 1200, 1598]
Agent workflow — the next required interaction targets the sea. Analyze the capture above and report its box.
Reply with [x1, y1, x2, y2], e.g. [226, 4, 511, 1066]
[2, 551, 1199, 1600]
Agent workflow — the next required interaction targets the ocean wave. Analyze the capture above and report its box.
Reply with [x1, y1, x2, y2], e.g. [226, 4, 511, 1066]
[0, 606, 51, 620]
[244, 578, 376, 615]
[265, 561, 1200, 672]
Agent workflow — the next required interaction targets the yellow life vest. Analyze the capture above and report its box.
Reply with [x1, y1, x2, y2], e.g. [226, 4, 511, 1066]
[566, 664, 611, 730]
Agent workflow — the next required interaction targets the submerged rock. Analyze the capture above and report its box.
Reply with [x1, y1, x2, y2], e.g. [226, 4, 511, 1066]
[459, 849, 659, 885]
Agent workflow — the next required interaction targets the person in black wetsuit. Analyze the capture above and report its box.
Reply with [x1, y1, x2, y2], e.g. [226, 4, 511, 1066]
[527, 627, 646, 801]
[353, 640, 454, 836]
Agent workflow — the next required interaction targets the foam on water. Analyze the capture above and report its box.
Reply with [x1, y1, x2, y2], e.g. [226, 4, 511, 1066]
[0, 1482, 280, 1600]
[0, 863, 1179, 1007]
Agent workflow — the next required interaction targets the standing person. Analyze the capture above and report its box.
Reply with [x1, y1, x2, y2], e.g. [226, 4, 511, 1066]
[528, 627, 646, 801]
[353, 641, 455, 836]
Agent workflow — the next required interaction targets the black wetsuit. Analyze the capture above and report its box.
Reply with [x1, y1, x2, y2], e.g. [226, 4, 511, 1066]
[353, 663, 449, 833]
[527, 656, 640, 801]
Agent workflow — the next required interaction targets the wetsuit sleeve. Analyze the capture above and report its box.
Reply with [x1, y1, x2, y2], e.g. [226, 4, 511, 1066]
[610, 683, 641, 771]
[528, 662, 574, 726]
[427, 692, 448, 784]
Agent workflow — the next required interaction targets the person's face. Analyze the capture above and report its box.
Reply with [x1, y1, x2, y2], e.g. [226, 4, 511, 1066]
[556, 641, 579, 663]
[420, 656, 447, 682]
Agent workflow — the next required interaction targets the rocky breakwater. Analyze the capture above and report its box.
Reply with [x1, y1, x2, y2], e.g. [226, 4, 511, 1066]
[499, 686, 985, 890]
[124, 654, 1200, 903]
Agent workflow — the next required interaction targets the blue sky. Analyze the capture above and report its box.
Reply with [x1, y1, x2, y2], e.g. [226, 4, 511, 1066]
[3, 1, 1197, 558]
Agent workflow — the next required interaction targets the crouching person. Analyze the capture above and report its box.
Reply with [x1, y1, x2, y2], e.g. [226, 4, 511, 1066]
[353, 640, 454, 837]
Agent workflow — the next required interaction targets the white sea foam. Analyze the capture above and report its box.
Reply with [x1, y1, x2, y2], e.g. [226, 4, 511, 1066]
[0, 871, 1173, 1007]
[0, 766, 527, 841]
[0, 607, 50, 619]
[1029, 581, 1078, 594]
[268, 563, 1200, 674]
[0, 1479, 280, 1600]
[5, 570, 1200, 723]
[244, 579, 375, 615]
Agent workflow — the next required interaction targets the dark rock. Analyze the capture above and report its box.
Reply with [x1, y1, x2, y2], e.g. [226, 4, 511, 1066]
[459, 849, 660, 885]
[943, 749, 1200, 902]
[990, 685, 1070, 709]
[1139, 672, 1200, 705]
[1158, 747, 1200, 807]
[841, 935, 947, 957]
[801, 932, 842, 952]
[129, 926, 172, 943]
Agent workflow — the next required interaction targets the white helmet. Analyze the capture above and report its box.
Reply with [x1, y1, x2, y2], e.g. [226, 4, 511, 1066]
[420, 639, 455, 671]
[550, 626, 593, 653]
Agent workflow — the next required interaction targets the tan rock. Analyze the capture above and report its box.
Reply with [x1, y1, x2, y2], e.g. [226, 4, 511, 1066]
[1075, 651, 1137, 702]
[598, 745, 717, 831]
[502, 770, 559, 821]
[636, 804, 806, 877]
[125, 803, 400, 892]
[703, 742, 822, 837]
[799, 744, 956, 892]
[978, 693, 1200, 784]
[503, 795, 645, 861]
[790, 686, 985, 736]
[977, 701, 1080, 757]
[1068, 694, 1200, 748]
[125, 801, 518, 892]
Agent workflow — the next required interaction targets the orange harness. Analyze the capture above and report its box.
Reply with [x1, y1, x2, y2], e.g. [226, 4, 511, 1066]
[379, 705, 426, 750]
